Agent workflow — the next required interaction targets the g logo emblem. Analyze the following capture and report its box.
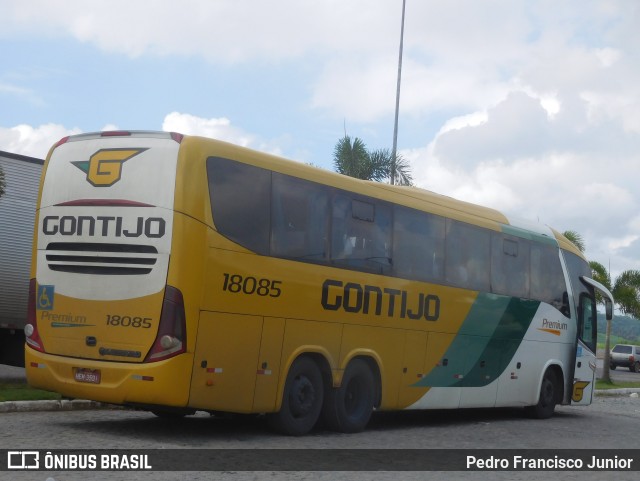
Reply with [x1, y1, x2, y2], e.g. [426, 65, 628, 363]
[571, 381, 590, 402]
[72, 148, 147, 187]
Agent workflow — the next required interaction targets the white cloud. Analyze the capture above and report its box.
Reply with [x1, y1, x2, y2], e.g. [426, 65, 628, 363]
[1, 1, 399, 62]
[161, 112, 285, 156]
[162, 112, 254, 148]
[0, 115, 281, 160]
[407, 85, 640, 278]
[0, 123, 81, 158]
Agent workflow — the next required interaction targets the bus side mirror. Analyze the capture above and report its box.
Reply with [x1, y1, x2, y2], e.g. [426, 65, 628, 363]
[605, 298, 613, 321]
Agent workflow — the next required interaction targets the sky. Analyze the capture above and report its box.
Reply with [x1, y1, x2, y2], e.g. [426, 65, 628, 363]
[1, 0, 639, 281]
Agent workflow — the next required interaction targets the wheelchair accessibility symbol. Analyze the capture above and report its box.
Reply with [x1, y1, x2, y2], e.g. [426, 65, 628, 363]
[37, 285, 54, 310]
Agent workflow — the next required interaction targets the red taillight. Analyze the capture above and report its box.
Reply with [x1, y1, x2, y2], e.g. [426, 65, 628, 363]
[170, 132, 184, 143]
[25, 279, 45, 352]
[53, 136, 70, 148]
[144, 286, 187, 362]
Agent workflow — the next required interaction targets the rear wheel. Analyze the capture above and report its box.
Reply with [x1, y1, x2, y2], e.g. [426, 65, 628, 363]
[633, 362, 640, 373]
[610, 363, 616, 370]
[322, 359, 375, 433]
[267, 356, 323, 436]
[525, 368, 558, 419]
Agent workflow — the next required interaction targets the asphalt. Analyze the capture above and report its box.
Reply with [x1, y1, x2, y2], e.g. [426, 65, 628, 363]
[2, 363, 640, 413]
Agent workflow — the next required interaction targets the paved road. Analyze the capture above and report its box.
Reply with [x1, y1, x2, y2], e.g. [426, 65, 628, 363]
[2, 388, 640, 480]
[2, 361, 640, 480]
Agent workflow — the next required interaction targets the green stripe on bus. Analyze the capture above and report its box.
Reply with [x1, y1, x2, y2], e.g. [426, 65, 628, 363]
[414, 293, 540, 388]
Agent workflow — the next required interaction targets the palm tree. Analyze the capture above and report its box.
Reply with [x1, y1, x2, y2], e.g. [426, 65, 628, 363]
[563, 230, 585, 253]
[333, 136, 384, 181]
[374, 148, 413, 186]
[333, 136, 413, 186]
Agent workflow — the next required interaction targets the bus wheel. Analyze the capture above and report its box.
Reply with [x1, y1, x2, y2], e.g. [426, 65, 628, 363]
[525, 369, 558, 419]
[323, 359, 375, 433]
[267, 356, 323, 436]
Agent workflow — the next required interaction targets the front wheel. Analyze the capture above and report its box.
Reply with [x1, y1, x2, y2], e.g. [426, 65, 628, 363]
[610, 363, 616, 370]
[524, 368, 558, 419]
[322, 359, 375, 433]
[267, 356, 324, 436]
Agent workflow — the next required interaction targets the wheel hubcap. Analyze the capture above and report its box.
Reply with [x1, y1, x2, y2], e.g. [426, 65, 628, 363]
[290, 375, 315, 418]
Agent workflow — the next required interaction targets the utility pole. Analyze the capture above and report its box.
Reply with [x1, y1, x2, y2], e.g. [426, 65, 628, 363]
[391, 0, 407, 185]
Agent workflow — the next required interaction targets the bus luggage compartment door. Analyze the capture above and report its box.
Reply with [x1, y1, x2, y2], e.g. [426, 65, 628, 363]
[189, 311, 262, 412]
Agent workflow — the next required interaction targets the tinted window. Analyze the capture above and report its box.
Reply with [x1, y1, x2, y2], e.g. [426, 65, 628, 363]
[331, 194, 392, 274]
[529, 243, 569, 315]
[491, 234, 530, 298]
[445, 220, 490, 291]
[271, 173, 329, 261]
[563, 250, 593, 317]
[393, 206, 445, 282]
[580, 292, 596, 351]
[207, 157, 271, 255]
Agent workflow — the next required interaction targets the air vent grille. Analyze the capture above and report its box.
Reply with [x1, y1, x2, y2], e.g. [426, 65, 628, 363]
[45, 242, 158, 275]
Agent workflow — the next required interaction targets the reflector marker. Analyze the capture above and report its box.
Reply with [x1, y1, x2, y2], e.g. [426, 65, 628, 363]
[256, 369, 272, 375]
[206, 368, 223, 373]
[131, 375, 154, 381]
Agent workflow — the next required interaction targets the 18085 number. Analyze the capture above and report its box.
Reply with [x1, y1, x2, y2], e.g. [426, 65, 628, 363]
[222, 273, 282, 297]
[106, 315, 152, 328]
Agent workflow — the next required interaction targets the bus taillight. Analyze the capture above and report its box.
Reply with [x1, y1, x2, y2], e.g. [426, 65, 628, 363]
[25, 279, 45, 352]
[145, 286, 187, 362]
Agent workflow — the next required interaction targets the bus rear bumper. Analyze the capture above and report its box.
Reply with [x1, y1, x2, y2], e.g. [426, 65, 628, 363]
[25, 347, 193, 407]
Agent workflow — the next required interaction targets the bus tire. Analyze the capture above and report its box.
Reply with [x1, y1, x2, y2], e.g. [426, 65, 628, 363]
[322, 358, 374, 433]
[267, 356, 324, 436]
[525, 368, 558, 419]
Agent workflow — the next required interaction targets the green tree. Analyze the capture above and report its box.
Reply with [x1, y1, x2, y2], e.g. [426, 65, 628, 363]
[563, 230, 585, 253]
[0, 165, 6, 199]
[333, 135, 412, 186]
[560, 231, 640, 381]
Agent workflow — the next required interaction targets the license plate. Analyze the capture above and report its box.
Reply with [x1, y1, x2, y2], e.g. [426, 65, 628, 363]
[74, 368, 101, 384]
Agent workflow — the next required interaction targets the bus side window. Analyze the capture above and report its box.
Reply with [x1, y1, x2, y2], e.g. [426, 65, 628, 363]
[531, 244, 570, 317]
[393, 207, 444, 282]
[445, 220, 490, 292]
[207, 157, 271, 255]
[490, 234, 530, 298]
[271, 173, 329, 261]
[330, 194, 391, 275]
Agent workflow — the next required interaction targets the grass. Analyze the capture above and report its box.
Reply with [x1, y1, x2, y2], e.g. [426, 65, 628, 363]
[0, 381, 62, 402]
[595, 379, 640, 390]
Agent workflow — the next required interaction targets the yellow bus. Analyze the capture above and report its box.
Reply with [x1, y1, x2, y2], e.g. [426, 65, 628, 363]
[26, 131, 613, 435]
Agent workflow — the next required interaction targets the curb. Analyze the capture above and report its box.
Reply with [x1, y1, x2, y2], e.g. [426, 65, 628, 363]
[0, 399, 111, 413]
[594, 388, 640, 397]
